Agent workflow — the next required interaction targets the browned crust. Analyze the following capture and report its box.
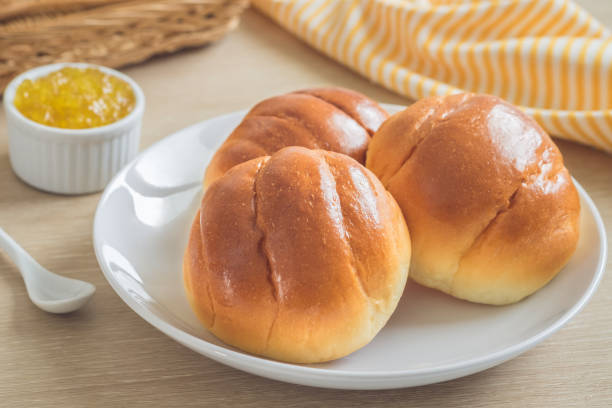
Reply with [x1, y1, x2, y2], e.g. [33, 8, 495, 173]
[366, 93, 580, 305]
[204, 88, 388, 188]
[186, 147, 411, 362]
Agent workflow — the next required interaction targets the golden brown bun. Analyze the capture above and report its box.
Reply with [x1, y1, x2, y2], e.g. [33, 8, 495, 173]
[366, 93, 580, 305]
[203, 87, 388, 188]
[185, 147, 411, 363]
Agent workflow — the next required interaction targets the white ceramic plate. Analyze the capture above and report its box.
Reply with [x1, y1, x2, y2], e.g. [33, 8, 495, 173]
[93, 105, 607, 390]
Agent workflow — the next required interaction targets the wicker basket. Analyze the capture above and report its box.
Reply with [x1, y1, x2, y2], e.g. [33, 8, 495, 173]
[0, 0, 249, 94]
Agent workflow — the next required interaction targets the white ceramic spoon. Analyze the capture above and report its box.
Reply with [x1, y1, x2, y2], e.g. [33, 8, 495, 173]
[0, 227, 95, 313]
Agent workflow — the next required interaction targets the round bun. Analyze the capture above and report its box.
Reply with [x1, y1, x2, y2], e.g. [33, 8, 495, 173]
[203, 87, 388, 188]
[185, 147, 411, 363]
[366, 93, 580, 305]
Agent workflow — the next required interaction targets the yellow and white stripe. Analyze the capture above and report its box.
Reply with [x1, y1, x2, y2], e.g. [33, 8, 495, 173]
[253, 0, 612, 152]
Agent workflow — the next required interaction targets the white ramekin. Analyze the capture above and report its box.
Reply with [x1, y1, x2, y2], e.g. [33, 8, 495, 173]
[3, 62, 145, 195]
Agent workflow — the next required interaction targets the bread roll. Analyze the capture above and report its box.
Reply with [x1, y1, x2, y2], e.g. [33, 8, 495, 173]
[185, 147, 411, 363]
[203, 87, 388, 187]
[366, 93, 580, 305]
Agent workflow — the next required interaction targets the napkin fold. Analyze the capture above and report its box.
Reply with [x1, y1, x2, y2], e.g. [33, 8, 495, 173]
[253, 0, 612, 153]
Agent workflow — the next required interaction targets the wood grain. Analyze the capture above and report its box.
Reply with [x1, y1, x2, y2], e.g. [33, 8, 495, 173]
[1, 1, 611, 406]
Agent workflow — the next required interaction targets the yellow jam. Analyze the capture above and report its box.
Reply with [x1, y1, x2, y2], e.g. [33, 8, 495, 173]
[13, 66, 136, 129]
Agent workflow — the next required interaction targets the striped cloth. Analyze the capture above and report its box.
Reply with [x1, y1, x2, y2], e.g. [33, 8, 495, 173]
[252, 0, 612, 153]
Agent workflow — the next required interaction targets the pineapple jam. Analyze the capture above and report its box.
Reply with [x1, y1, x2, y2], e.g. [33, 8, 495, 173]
[13, 66, 136, 129]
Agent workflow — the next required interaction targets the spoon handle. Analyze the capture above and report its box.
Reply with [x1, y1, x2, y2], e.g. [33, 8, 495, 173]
[0, 227, 36, 280]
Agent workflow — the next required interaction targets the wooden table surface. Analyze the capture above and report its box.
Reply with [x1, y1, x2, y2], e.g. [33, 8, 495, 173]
[1, 2, 611, 407]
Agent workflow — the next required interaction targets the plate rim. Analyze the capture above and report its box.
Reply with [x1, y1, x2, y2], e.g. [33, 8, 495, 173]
[93, 106, 608, 384]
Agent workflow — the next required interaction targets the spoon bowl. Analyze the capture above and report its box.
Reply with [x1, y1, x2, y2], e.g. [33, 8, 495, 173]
[0, 227, 95, 314]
